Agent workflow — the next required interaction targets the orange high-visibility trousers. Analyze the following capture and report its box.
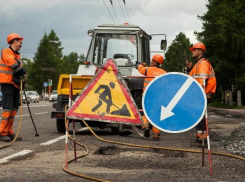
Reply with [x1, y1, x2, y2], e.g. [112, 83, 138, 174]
[141, 115, 161, 139]
[8, 110, 17, 135]
[152, 127, 160, 139]
[141, 115, 149, 129]
[0, 111, 11, 136]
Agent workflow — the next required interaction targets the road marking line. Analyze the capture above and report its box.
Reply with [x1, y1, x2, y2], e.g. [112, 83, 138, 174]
[78, 127, 89, 131]
[15, 114, 30, 118]
[11, 112, 49, 118]
[35, 112, 48, 115]
[0, 128, 88, 163]
[0, 105, 50, 110]
[40, 135, 66, 146]
[0, 150, 32, 164]
[40, 128, 88, 146]
[22, 105, 50, 107]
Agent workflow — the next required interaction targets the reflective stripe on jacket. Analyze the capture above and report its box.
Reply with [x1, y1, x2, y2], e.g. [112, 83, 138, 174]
[138, 65, 167, 92]
[189, 58, 216, 97]
[0, 47, 25, 88]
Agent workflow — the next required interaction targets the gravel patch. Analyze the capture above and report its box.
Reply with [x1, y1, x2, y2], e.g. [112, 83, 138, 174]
[224, 123, 245, 157]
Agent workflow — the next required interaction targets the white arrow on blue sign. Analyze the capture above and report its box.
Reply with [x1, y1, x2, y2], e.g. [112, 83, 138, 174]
[142, 72, 207, 133]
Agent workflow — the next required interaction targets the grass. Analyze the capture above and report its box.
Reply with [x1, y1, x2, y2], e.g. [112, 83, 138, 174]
[209, 102, 245, 109]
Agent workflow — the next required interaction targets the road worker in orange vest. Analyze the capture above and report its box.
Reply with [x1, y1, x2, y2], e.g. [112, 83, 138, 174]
[136, 54, 167, 140]
[0, 33, 27, 142]
[188, 43, 216, 142]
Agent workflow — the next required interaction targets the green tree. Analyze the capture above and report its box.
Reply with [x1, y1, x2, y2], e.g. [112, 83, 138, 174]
[195, 0, 245, 103]
[28, 30, 63, 94]
[21, 58, 32, 73]
[163, 32, 192, 72]
[21, 58, 33, 90]
[58, 53, 85, 74]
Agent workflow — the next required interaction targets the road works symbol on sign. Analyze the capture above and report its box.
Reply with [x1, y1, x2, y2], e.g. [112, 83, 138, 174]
[66, 59, 142, 125]
[91, 82, 130, 117]
[143, 72, 207, 133]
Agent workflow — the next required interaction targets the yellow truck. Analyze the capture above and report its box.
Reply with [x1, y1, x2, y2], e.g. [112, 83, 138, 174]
[51, 23, 167, 133]
[51, 74, 92, 132]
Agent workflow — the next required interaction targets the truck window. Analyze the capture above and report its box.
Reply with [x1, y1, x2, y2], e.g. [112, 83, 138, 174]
[142, 37, 150, 65]
[93, 34, 137, 66]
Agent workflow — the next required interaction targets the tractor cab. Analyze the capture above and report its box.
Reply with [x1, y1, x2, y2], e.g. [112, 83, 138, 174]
[86, 24, 167, 76]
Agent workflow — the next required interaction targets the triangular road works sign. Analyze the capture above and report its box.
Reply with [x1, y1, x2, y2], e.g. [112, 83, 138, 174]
[66, 59, 142, 125]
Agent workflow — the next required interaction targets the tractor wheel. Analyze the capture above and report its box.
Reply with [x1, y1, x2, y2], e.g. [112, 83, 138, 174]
[133, 90, 143, 109]
[111, 124, 123, 135]
[56, 119, 66, 133]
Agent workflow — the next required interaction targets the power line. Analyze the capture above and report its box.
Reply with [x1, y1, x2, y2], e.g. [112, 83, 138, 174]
[0, 24, 86, 50]
[0, 24, 41, 37]
[123, 0, 130, 23]
[109, 0, 119, 24]
[118, 0, 127, 23]
[102, 0, 116, 24]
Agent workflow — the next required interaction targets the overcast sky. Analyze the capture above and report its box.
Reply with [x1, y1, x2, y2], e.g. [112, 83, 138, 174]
[0, 0, 208, 60]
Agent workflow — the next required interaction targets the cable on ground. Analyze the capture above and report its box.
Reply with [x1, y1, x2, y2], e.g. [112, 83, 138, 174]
[62, 119, 245, 182]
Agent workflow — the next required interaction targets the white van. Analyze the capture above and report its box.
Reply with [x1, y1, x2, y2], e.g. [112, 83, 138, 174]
[27, 91, 40, 103]
[49, 90, 57, 102]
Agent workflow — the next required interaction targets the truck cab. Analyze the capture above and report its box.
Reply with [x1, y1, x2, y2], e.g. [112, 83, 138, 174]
[52, 23, 167, 133]
[85, 24, 167, 107]
[86, 24, 153, 75]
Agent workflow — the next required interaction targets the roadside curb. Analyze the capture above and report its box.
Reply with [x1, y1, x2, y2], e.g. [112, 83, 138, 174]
[208, 106, 245, 119]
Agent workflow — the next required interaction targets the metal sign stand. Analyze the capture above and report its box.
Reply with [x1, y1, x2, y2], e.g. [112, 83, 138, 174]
[65, 74, 77, 169]
[43, 82, 48, 99]
[193, 76, 213, 175]
[143, 73, 213, 175]
[69, 75, 77, 162]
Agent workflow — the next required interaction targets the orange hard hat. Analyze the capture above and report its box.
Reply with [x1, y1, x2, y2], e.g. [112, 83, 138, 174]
[152, 54, 164, 64]
[7, 33, 23, 44]
[189, 43, 206, 53]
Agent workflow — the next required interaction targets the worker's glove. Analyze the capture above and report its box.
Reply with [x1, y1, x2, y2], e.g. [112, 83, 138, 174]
[135, 61, 142, 69]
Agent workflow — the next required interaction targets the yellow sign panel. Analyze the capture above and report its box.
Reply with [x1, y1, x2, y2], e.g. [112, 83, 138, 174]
[74, 65, 134, 119]
[67, 59, 142, 125]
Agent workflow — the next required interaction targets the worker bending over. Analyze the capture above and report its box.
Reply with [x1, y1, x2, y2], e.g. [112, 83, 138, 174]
[136, 54, 167, 140]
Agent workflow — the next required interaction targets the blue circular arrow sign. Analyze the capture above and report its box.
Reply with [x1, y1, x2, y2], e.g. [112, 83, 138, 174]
[142, 72, 207, 133]
[43, 82, 48, 87]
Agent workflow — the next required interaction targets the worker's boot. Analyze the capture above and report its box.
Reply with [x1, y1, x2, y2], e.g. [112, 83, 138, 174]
[152, 127, 160, 141]
[8, 134, 22, 141]
[153, 137, 160, 141]
[141, 116, 150, 138]
[143, 128, 150, 138]
[0, 135, 11, 142]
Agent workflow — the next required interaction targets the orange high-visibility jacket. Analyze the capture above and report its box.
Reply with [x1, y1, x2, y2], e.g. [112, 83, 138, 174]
[138, 65, 167, 92]
[189, 58, 216, 98]
[0, 47, 25, 88]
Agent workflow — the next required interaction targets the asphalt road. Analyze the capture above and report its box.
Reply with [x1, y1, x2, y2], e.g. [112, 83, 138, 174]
[0, 101, 245, 182]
